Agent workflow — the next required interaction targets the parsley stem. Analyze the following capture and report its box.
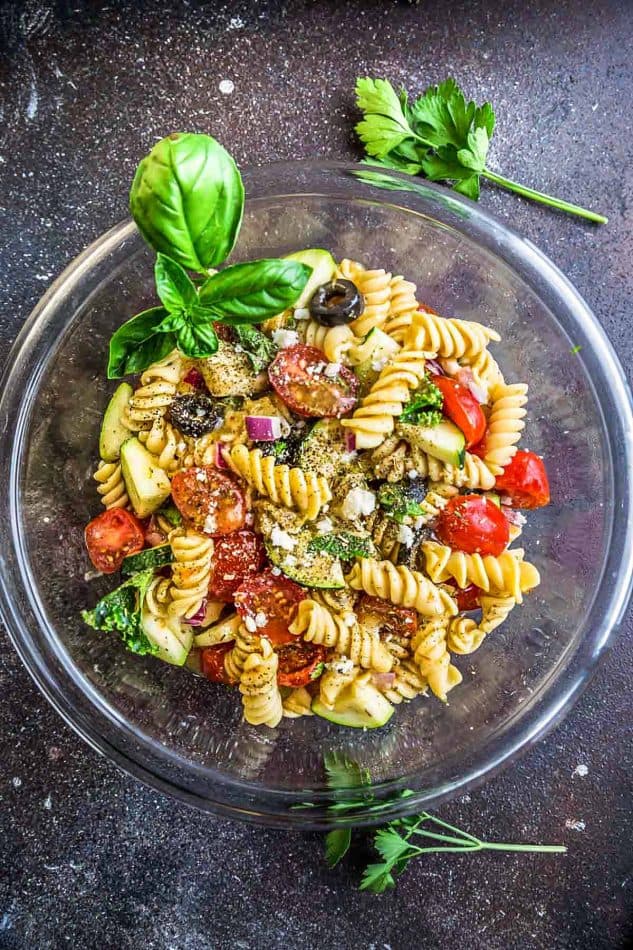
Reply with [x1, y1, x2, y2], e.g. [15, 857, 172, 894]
[478, 842, 567, 853]
[481, 169, 607, 224]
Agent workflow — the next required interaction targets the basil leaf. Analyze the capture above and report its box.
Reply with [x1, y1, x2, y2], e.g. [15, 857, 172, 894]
[129, 133, 244, 273]
[232, 323, 278, 372]
[155, 253, 198, 312]
[198, 259, 311, 325]
[107, 306, 175, 378]
[175, 320, 219, 359]
[155, 311, 186, 334]
[81, 569, 157, 655]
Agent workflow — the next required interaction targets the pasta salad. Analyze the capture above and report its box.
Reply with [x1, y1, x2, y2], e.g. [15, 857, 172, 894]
[82, 133, 550, 730]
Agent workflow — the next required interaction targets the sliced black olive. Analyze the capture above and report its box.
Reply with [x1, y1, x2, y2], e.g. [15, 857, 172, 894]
[253, 429, 303, 466]
[309, 279, 364, 327]
[167, 394, 224, 438]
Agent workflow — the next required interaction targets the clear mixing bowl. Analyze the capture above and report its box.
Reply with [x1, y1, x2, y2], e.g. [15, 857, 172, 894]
[1, 162, 631, 828]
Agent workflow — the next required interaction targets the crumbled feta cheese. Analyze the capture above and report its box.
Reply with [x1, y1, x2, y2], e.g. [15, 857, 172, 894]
[203, 513, 217, 534]
[341, 487, 376, 520]
[316, 517, 333, 534]
[270, 526, 296, 551]
[341, 451, 357, 464]
[270, 566, 281, 576]
[272, 328, 299, 349]
[328, 656, 354, 675]
[293, 307, 311, 321]
[344, 613, 356, 627]
[196, 470, 207, 482]
[283, 554, 297, 567]
[408, 469, 419, 480]
[244, 615, 258, 633]
[413, 516, 425, 531]
[255, 611, 267, 628]
[324, 362, 341, 378]
[177, 442, 187, 453]
[397, 524, 415, 547]
[308, 361, 327, 376]
[371, 357, 387, 372]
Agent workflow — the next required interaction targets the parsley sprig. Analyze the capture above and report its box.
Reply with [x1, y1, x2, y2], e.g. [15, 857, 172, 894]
[355, 77, 607, 224]
[322, 754, 566, 893]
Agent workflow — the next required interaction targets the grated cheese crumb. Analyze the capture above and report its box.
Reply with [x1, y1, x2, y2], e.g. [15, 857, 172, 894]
[397, 524, 415, 547]
[324, 362, 341, 378]
[244, 615, 257, 633]
[254, 611, 267, 628]
[272, 328, 299, 349]
[342, 487, 376, 520]
[293, 307, 310, 321]
[203, 513, 217, 534]
[316, 517, 333, 534]
[408, 469, 419, 480]
[371, 357, 388, 372]
[328, 655, 354, 675]
[270, 526, 296, 551]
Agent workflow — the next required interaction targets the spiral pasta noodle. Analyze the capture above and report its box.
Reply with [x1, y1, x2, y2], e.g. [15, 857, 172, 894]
[406, 311, 500, 360]
[411, 618, 462, 701]
[446, 616, 487, 655]
[369, 436, 409, 482]
[341, 344, 429, 449]
[480, 594, 516, 631]
[422, 541, 540, 603]
[93, 461, 128, 509]
[318, 658, 360, 709]
[224, 444, 332, 520]
[401, 434, 497, 490]
[299, 319, 357, 363]
[379, 659, 427, 705]
[462, 347, 505, 390]
[239, 637, 283, 728]
[144, 576, 172, 619]
[483, 382, 528, 474]
[290, 599, 393, 673]
[366, 509, 401, 563]
[122, 350, 183, 431]
[346, 559, 458, 617]
[383, 275, 420, 343]
[224, 624, 262, 683]
[337, 259, 392, 337]
[167, 528, 214, 620]
[310, 587, 358, 614]
[139, 417, 187, 473]
[282, 687, 315, 719]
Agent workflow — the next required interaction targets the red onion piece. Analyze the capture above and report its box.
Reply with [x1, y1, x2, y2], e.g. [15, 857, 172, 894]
[456, 366, 487, 404]
[503, 507, 527, 527]
[186, 600, 208, 626]
[371, 671, 396, 690]
[214, 443, 229, 469]
[344, 430, 357, 452]
[245, 415, 284, 441]
[425, 359, 445, 376]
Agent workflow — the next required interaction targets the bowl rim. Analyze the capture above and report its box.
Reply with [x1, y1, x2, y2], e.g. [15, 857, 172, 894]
[1, 159, 632, 828]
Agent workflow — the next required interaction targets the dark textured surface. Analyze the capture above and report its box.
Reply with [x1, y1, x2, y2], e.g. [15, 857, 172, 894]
[1, 1, 632, 947]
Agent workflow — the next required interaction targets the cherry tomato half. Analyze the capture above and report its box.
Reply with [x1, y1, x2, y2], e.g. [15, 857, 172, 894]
[268, 344, 359, 418]
[436, 494, 509, 557]
[494, 451, 551, 509]
[171, 466, 246, 537]
[84, 508, 145, 574]
[276, 641, 326, 688]
[356, 595, 418, 639]
[433, 376, 486, 448]
[208, 530, 265, 601]
[446, 580, 482, 611]
[200, 643, 235, 684]
[233, 570, 305, 645]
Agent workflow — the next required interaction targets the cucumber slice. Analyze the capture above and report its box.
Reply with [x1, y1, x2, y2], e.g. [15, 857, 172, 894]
[487, 492, 501, 508]
[284, 248, 337, 309]
[398, 419, 466, 468]
[194, 613, 241, 647]
[265, 527, 345, 589]
[141, 609, 192, 666]
[312, 680, 394, 729]
[348, 327, 400, 366]
[297, 419, 358, 481]
[120, 437, 172, 518]
[122, 544, 172, 575]
[99, 383, 133, 462]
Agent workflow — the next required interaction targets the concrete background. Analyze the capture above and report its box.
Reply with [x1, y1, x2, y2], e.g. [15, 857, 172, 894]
[0, 1, 631, 947]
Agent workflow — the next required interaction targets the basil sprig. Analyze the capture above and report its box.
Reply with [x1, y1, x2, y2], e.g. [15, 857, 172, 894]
[109, 132, 312, 379]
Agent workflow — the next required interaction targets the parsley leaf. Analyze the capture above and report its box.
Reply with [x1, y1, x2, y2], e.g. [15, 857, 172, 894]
[354, 76, 607, 224]
[308, 532, 377, 560]
[377, 483, 426, 524]
[81, 569, 157, 656]
[325, 828, 352, 869]
[232, 323, 278, 373]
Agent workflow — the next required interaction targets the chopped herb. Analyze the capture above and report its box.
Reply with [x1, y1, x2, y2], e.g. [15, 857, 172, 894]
[400, 377, 443, 426]
[232, 323, 278, 373]
[157, 502, 182, 527]
[81, 569, 157, 656]
[377, 483, 426, 523]
[308, 532, 377, 560]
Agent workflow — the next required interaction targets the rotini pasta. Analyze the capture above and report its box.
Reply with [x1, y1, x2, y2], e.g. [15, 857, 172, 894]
[422, 541, 540, 603]
[93, 461, 128, 509]
[299, 319, 357, 363]
[337, 259, 392, 337]
[224, 444, 331, 520]
[383, 275, 419, 343]
[406, 310, 500, 360]
[366, 508, 402, 563]
[139, 417, 187, 473]
[411, 617, 462, 701]
[168, 528, 214, 619]
[122, 350, 183, 431]
[379, 659, 427, 705]
[483, 382, 528, 474]
[398, 427, 497, 490]
[282, 686, 315, 718]
[346, 559, 458, 617]
[224, 624, 262, 683]
[289, 599, 393, 672]
[239, 637, 283, 728]
[341, 344, 429, 449]
[144, 575, 172, 619]
[318, 657, 360, 709]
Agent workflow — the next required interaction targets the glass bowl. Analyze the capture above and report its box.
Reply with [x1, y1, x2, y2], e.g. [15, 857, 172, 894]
[1, 162, 631, 829]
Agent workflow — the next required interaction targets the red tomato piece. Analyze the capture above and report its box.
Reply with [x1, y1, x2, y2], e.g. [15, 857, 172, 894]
[446, 581, 482, 611]
[268, 344, 359, 418]
[171, 466, 246, 537]
[494, 451, 551, 509]
[208, 530, 265, 601]
[85, 509, 145, 574]
[435, 494, 509, 557]
[469, 434, 487, 459]
[356, 595, 418, 639]
[276, 641, 326, 688]
[200, 643, 235, 684]
[234, 570, 305, 645]
[434, 376, 486, 448]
